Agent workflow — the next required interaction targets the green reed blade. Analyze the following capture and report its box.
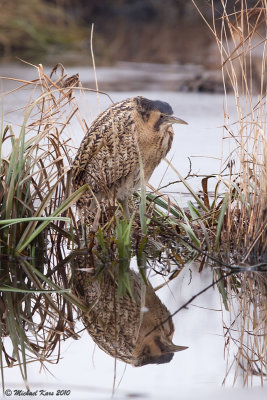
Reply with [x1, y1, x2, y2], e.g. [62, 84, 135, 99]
[16, 184, 88, 253]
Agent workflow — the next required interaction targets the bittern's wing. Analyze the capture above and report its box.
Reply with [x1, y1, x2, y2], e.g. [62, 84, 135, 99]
[72, 99, 139, 195]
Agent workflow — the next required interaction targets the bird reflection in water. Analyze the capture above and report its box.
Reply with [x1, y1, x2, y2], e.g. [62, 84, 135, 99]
[73, 257, 188, 366]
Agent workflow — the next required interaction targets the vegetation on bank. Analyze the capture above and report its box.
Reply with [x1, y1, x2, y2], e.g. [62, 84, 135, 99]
[0, 0, 86, 59]
[0, 0, 262, 68]
[0, 0, 266, 391]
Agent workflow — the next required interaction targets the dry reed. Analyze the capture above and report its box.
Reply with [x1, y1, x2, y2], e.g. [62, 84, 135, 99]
[0, 64, 90, 388]
[194, 0, 267, 384]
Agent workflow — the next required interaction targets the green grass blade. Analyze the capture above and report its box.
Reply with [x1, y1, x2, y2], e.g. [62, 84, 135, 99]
[16, 179, 64, 249]
[216, 269, 228, 311]
[22, 260, 89, 312]
[0, 286, 71, 293]
[215, 192, 230, 251]
[0, 216, 69, 228]
[96, 227, 107, 254]
[179, 222, 201, 247]
[116, 214, 135, 298]
[146, 193, 182, 218]
[188, 200, 201, 220]
[16, 184, 88, 253]
[168, 165, 209, 212]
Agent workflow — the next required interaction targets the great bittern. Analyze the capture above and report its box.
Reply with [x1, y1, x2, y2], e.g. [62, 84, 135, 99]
[72, 96, 187, 217]
[73, 260, 188, 366]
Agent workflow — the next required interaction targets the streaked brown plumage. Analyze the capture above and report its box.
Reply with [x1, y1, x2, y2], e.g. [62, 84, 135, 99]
[72, 96, 187, 214]
[73, 259, 188, 366]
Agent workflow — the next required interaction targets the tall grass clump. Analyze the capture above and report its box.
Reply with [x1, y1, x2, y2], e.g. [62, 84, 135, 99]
[142, 0, 266, 384]
[0, 65, 89, 388]
[191, 0, 267, 384]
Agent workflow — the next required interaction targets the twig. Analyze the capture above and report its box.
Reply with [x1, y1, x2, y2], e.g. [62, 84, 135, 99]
[90, 23, 100, 113]
[145, 270, 234, 337]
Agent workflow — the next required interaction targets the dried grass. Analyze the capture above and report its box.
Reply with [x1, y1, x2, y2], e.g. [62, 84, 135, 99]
[195, 0, 267, 384]
[0, 64, 90, 388]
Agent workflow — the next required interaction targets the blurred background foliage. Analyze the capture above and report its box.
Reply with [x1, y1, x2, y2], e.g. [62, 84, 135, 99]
[0, 0, 88, 60]
[0, 0, 260, 65]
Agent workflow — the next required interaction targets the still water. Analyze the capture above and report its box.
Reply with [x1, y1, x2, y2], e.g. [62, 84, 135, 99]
[0, 64, 265, 399]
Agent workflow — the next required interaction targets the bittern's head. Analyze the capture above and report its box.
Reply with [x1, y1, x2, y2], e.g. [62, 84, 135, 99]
[131, 283, 188, 367]
[135, 96, 188, 131]
[132, 306, 188, 367]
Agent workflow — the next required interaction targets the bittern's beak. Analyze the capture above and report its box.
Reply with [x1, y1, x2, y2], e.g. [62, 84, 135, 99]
[168, 344, 189, 352]
[167, 115, 188, 125]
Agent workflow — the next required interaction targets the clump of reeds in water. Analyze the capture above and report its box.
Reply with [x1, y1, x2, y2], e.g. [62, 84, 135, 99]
[0, 65, 90, 387]
[196, 0, 267, 384]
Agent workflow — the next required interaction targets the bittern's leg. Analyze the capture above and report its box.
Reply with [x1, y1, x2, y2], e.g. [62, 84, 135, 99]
[121, 197, 130, 220]
[91, 203, 102, 233]
[86, 204, 102, 274]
